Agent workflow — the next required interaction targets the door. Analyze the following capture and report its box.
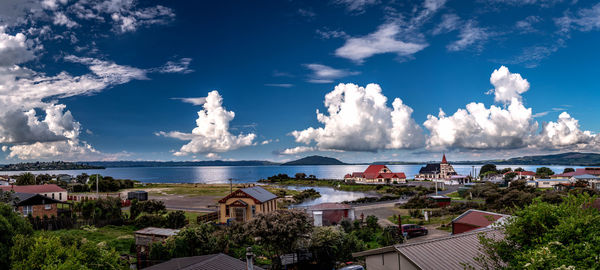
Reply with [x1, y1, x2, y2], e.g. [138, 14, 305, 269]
[234, 207, 245, 222]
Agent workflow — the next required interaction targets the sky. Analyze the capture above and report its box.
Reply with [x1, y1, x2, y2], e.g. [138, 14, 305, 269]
[1, 0, 600, 163]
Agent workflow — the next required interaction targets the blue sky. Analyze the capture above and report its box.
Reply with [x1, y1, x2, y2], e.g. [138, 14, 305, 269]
[1, 0, 600, 163]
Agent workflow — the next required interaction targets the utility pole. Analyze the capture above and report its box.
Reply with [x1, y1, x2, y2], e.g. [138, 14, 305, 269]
[96, 174, 100, 198]
[229, 178, 233, 193]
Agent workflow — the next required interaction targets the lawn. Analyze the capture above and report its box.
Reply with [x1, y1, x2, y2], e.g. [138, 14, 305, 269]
[127, 183, 299, 197]
[37, 225, 137, 255]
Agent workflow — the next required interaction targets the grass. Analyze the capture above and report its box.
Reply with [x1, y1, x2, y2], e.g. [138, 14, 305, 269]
[258, 178, 393, 193]
[128, 183, 299, 197]
[445, 191, 485, 203]
[37, 225, 137, 255]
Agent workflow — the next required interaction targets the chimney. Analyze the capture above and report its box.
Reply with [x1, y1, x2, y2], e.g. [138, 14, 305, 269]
[246, 247, 254, 270]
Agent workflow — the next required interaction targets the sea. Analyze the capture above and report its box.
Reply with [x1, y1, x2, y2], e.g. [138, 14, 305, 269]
[3, 164, 583, 184]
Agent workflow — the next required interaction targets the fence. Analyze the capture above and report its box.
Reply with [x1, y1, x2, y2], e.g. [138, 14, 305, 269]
[197, 211, 218, 223]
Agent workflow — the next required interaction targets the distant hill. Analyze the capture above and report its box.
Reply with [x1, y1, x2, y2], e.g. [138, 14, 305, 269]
[282, 155, 347, 166]
[87, 160, 279, 168]
[0, 161, 104, 171]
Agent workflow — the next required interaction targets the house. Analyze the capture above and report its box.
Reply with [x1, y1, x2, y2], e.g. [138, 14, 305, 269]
[415, 154, 457, 180]
[56, 174, 73, 182]
[135, 227, 180, 268]
[451, 209, 509, 235]
[307, 203, 354, 226]
[503, 171, 536, 181]
[0, 184, 68, 201]
[552, 167, 600, 179]
[570, 174, 600, 190]
[145, 253, 264, 270]
[352, 229, 503, 270]
[344, 165, 407, 184]
[217, 186, 278, 223]
[427, 195, 451, 207]
[527, 179, 571, 188]
[9, 192, 69, 218]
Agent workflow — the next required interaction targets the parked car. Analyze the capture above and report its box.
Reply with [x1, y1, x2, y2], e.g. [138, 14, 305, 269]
[402, 224, 428, 238]
[338, 265, 364, 270]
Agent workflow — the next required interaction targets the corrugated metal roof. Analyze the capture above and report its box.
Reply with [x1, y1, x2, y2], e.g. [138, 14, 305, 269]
[396, 229, 503, 270]
[240, 186, 277, 203]
[144, 253, 264, 270]
[135, 227, 180, 236]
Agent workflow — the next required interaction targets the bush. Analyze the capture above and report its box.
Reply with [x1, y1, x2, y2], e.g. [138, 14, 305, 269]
[134, 215, 166, 228]
[165, 211, 186, 229]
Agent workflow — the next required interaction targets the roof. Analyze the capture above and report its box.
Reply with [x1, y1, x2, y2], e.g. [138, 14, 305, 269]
[353, 229, 504, 270]
[363, 165, 388, 174]
[144, 253, 264, 270]
[308, 203, 351, 211]
[452, 209, 508, 228]
[504, 171, 535, 176]
[442, 154, 447, 164]
[135, 227, 180, 237]
[419, 163, 441, 174]
[9, 192, 65, 206]
[573, 174, 599, 179]
[376, 172, 407, 179]
[0, 184, 66, 193]
[239, 186, 277, 203]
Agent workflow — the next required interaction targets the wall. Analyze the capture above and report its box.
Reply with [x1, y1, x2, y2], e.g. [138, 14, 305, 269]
[218, 197, 277, 223]
[18, 203, 58, 218]
[40, 191, 68, 202]
[365, 251, 404, 270]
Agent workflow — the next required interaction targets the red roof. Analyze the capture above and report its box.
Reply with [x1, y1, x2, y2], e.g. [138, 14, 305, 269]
[377, 173, 406, 179]
[0, 184, 66, 193]
[308, 203, 351, 210]
[363, 165, 388, 174]
[504, 171, 535, 176]
[453, 209, 506, 227]
[344, 174, 352, 178]
[442, 154, 447, 164]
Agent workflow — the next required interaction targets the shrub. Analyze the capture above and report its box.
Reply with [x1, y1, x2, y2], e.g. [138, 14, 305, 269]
[165, 211, 186, 229]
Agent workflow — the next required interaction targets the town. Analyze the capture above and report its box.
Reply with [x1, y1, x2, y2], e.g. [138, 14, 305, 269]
[1, 154, 599, 269]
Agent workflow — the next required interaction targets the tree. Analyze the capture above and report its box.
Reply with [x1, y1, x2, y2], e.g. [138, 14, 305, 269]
[0, 203, 33, 266]
[165, 211, 186, 229]
[310, 227, 344, 269]
[475, 195, 600, 269]
[503, 172, 517, 184]
[149, 224, 219, 262]
[480, 164, 498, 176]
[563, 168, 575, 174]
[35, 174, 52, 184]
[294, 173, 307, 179]
[10, 234, 126, 270]
[245, 210, 312, 263]
[536, 167, 555, 178]
[16, 173, 35, 185]
[514, 167, 525, 172]
[76, 173, 89, 184]
[498, 168, 512, 174]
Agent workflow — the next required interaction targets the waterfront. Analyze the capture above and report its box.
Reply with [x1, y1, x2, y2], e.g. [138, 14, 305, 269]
[4, 164, 584, 184]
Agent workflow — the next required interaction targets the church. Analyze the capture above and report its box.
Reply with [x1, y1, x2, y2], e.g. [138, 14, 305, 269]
[415, 154, 457, 180]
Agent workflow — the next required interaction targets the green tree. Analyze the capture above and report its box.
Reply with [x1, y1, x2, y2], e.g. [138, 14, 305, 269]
[536, 167, 555, 178]
[76, 173, 89, 184]
[149, 223, 219, 262]
[480, 164, 498, 176]
[498, 168, 512, 174]
[10, 234, 126, 270]
[503, 172, 517, 184]
[475, 195, 600, 269]
[563, 168, 575, 174]
[294, 172, 307, 179]
[165, 211, 186, 229]
[0, 203, 33, 267]
[310, 227, 345, 269]
[514, 167, 525, 172]
[16, 173, 35, 185]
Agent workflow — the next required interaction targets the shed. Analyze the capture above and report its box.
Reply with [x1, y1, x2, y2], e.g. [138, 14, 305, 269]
[144, 253, 264, 270]
[427, 195, 451, 207]
[451, 209, 509, 235]
[128, 190, 148, 201]
[307, 203, 354, 226]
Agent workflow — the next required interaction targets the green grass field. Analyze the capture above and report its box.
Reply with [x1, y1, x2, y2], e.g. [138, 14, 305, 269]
[37, 225, 137, 255]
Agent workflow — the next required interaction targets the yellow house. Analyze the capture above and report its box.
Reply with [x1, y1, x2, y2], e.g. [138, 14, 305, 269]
[217, 186, 278, 223]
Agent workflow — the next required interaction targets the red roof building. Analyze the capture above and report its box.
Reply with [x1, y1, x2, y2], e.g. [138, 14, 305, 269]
[0, 184, 68, 201]
[307, 203, 354, 226]
[552, 168, 600, 179]
[344, 165, 407, 184]
[451, 209, 509, 235]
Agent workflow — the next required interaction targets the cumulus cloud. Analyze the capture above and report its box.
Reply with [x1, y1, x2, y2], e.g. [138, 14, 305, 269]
[0, 27, 36, 66]
[291, 83, 424, 152]
[158, 90, 256, 156]
[424, 66, 599, 152]
[335, 23, 428, 63]
[280, 146, 316, 155]
[305, 64, 359, 83]
[53, 12, 78, 28]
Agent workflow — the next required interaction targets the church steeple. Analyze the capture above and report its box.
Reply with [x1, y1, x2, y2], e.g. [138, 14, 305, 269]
[441, 153, 447, 164]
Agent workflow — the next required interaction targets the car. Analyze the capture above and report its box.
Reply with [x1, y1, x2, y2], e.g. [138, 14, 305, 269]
[401, 224, 428, 238]
[338, 265, 365, 270]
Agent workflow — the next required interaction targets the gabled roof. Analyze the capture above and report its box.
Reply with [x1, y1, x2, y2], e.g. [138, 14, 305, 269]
[145, 253, 264, 270]
[377, 172, 407, 179]
[419, 163, 441, 174]
[504, 171, 535, 176]
[364, 165, 388, 174]
[0, 184, 66, 193]
[353, 229, 503, 270]
[442, 154, 447, 164]
[452, 209, 508, 228]
[135, 227, 180, 237]
[10, 192, 65, 206]
[219, 186, 277, 204]
[573, 174, 599, 179]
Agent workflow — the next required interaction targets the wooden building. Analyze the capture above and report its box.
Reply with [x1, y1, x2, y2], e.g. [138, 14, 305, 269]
[415, 154, 457, 180]
[344, 165, 407, 184]
[135, 227, 180, 268]
[217, 186, 278, 223]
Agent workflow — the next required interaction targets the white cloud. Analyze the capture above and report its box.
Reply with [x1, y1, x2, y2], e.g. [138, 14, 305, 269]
[423, 66, 600, 152]
[155, 58, 193, 74]
[489, 66, 530, 103]
[0, 27, 36, 66]
[264, 83, 293, 88]
[335, 23, 428, 63]
[305, 64, 359, 83]
[432, 14, 460, 35]
[556, 3, 600, 33]
[53, 12, 78, 28]
[447, 20, 489, 51]
[170, 97, 206, 106]
[316, 29, 348, 39]
[158, 90, 256, 155]
[515, 15, 541, 33]
[291, 83, 424, 152]
[280, 146, 316, 155]
[334, 0, 379, 12]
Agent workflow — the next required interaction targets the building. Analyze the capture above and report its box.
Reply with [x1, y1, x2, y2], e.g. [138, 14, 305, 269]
[415, 154, 457, 180]
[344, 165, 407, 184]
[9, 192, 69, 218]
[503, 171, 536, 181]
[307, 203, 354, 226]
[135, 227, 180, 268]
[527, 179, 571, 189]
[0, 184, 67, 201]
[451, 209, 509, 235]
[552, 167, 600, 179]
[145, 253, 264, 270]
[428, 195, 451, 208]
[217, 186, 278, 223]
[352, 229, 503, 270]
[127, 190, 148, 201]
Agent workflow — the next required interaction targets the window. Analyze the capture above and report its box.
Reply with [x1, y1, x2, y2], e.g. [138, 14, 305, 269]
[252, 205, 256, 217]
[59, 193, 62, 200]
[225, 206, 230, 216]
[52, 193, 55, 199]
[45, 204, 52, 210]
[23, 205, 32, 216]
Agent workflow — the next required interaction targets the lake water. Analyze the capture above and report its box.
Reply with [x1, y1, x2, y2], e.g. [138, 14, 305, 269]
[4, 164, 583, 184]
[282, 185, 374, 207]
